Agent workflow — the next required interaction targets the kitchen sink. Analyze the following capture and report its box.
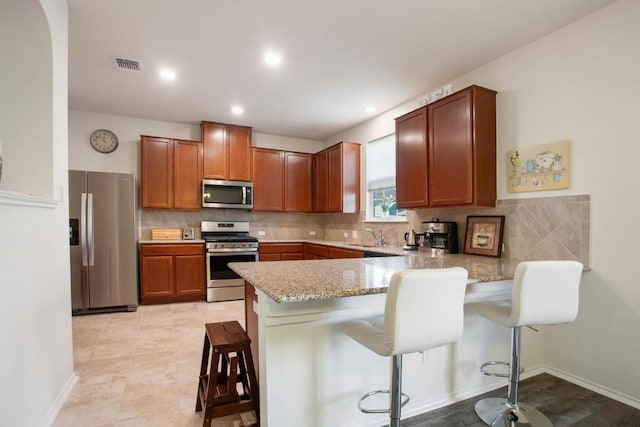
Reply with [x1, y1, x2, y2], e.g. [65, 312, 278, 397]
[363, 251, 399, 258]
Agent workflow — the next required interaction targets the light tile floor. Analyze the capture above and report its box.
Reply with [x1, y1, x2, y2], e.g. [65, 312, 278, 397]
[55, 301, 255, 427]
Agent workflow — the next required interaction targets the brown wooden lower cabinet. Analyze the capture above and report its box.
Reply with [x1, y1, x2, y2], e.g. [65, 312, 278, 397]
[259, 242, 304, 261]
[139, 243, 205, 304]
[305, 243, 364, 259]
[326, 246, 364, 259]
[261, 242, 365, 260]
[304, 243, 328, 259]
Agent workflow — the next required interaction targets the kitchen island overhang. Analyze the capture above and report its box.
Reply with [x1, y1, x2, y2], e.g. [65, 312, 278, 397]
[230, 254, 521, 303]
[230, 254, 537, 427]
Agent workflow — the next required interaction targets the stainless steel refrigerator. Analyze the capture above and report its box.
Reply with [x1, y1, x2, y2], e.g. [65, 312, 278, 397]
[69, 170, 138, 314]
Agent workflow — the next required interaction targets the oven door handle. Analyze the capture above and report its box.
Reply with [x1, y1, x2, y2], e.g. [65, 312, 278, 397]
[207, 250, 258, 256]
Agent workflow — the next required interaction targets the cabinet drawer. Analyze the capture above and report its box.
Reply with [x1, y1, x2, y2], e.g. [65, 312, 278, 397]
[140, 243, 204, 256]
[327, 246, 364, 259]
[260, 243, 304, 254]
[259, 253, 283, 262]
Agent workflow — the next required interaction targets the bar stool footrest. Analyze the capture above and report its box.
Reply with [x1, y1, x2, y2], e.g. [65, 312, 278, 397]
[357, 389, 410, 414]
[480, 361, 524, 378]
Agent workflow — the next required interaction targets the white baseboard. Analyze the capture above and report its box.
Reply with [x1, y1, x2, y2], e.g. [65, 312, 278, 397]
[402, 364, 640, 423]
[42, 366, 639, 427]
[543, 366, 640, 410]
[399, 364, 546, 421]
[38, 372, 79, 427]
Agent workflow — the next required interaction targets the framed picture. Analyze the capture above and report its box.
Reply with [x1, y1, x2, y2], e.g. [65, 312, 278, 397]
[507, 140, 570, 193]
[463, 216, 505, 257]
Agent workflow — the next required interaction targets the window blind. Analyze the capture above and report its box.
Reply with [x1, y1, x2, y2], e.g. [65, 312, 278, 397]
[367, 134, 396, 191]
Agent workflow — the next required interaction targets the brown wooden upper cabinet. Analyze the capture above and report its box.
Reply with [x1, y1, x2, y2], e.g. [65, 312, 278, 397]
[395, 85, 496, 209]
[395, 108, 428, 208]
[140, 135, 202, 209]
[252, 148, 313, 213]
[201, 121, 252, 181]
[285, 151, 312, 212]
[313, 142, 360, 213]
[252, 148, 284, 211]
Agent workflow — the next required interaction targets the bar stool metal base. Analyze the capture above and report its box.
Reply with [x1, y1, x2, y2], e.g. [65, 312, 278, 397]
[475, 398, 553, 427]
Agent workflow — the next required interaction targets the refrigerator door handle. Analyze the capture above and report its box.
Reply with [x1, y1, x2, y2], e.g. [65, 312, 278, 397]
[81, 192, 88, 266]
[87, 193, 95, 266]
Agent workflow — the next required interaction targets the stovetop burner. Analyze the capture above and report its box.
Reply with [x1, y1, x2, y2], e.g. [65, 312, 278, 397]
[201, 220, 259, 251]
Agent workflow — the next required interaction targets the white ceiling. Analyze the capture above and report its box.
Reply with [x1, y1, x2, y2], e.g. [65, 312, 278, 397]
[68, 0, 615, 141]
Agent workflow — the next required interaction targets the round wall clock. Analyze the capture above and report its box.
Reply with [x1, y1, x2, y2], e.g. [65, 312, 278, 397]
[89, 129, 119, 153]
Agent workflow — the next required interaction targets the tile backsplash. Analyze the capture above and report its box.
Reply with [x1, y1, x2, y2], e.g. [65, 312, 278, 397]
[140, 194, 590, 267]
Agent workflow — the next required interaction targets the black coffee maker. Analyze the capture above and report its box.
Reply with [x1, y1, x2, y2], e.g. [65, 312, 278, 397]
[419, 219, 458, 255]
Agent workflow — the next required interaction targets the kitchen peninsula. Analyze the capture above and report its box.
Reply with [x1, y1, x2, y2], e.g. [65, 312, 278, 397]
[230, 253, 527, 427]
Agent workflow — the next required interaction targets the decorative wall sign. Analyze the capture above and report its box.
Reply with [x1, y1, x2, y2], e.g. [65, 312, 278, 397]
[507, 140, 570, 193]
[463, 215, 505, 258]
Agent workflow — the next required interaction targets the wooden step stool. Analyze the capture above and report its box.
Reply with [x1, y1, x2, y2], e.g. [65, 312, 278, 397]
[196, 321, 259, 427]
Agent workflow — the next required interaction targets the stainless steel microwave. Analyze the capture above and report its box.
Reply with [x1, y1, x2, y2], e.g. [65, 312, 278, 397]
[202, 179, 253, 209]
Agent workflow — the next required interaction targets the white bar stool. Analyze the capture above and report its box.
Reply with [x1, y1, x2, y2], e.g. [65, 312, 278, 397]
[466, 260, 583, 427]
[339, 267, 468, 427]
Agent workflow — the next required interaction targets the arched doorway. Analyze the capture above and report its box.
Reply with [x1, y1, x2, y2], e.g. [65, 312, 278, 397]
[0, 0, 53, 198]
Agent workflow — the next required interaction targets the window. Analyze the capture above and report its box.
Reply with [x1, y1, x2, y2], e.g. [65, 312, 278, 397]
[366, 134, 406, 221]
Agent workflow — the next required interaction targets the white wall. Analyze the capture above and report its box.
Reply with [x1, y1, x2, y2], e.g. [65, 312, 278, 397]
[252, 132, 325, 153]
[0, 0, 52, 197]
[0, 1, 74, 426]
[68, 110, 325, 177]
[68, 110, 200, 176]
[329, 0, 640, 405]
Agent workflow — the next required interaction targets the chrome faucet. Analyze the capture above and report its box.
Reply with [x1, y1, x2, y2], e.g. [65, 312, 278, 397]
[365, 228, 386, 246]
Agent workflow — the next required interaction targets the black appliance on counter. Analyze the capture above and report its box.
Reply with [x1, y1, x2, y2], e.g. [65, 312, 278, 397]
[201, 221, 258, 302]
[420, 219, 458, 255]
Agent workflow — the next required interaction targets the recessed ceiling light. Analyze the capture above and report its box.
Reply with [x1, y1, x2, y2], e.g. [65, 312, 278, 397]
[364, 106, 376, 114]
[231, 105, 244, 115]
[263, 50, 282, 66]
[159, 68, 177, 81]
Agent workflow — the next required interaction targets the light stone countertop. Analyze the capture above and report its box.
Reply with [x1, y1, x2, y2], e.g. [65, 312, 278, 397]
[230, 253, 522, 303]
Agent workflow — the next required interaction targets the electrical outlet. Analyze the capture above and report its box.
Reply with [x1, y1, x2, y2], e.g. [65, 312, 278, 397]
[309, 230, 316, 236]
[258, 231, 266, 236]
[343, 232, 349, 238]
[352, 230, 358, 238]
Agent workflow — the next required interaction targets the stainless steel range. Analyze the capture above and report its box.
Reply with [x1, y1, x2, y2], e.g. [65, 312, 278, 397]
[201, 221, 259, 302]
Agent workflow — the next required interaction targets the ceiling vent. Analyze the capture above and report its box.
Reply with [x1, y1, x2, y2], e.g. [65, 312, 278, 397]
[113, 57, 142, 73]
